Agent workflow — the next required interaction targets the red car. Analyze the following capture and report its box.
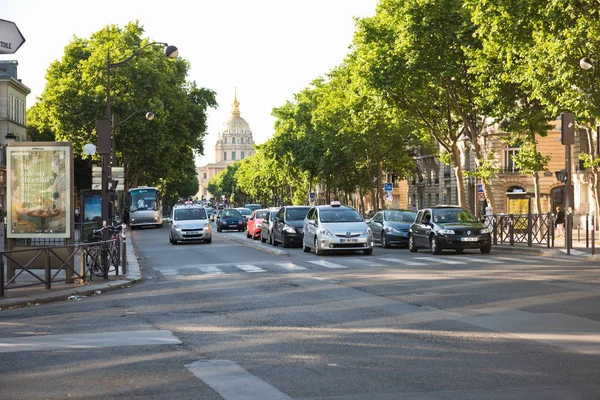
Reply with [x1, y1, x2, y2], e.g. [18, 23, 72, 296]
[246, 209, 268, 240]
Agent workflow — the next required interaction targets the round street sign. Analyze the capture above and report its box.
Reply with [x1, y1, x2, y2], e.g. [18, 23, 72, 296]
[0, 19, 26, 55]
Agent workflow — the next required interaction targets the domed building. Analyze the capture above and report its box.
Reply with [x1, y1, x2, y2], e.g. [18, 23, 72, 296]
[196, 92, 255, 200]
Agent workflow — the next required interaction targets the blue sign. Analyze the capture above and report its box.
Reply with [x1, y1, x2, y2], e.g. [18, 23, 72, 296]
[309, 192, 315, 202]
[384, 182, 393, 192]
[477, 183, 484, 193]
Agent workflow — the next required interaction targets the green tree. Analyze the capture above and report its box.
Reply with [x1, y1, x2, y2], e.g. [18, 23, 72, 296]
[26, 21, 216, 199]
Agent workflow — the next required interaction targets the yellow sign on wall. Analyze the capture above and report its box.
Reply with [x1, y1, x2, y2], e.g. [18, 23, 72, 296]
[508, 198, 529, 214]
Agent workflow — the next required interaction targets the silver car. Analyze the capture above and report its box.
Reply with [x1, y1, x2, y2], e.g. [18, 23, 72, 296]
[169, 205, 212, 245]
[302, 202, 374, 255]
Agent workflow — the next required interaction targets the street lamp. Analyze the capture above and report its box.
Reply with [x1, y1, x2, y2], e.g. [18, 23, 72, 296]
[97, 42, 177, 236]
[580, 56, 593, 70]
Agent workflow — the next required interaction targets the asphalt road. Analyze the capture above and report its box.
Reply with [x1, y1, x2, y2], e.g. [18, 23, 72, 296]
[1, 224, 599, 400]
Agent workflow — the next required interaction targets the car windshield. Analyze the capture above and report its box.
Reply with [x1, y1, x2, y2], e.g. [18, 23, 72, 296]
[175, 208, 206, 221]
[255, 210, 268, 219]
[433, 208, 479, 223]
[286, 207, 310, 220]
[221, 210, 242, 218]
[384, 210, 417, 222]
[320, 209, 363, 223]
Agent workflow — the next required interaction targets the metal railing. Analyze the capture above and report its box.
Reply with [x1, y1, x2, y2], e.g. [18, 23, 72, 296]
[483, 213, 554, 247]
[1, 237, 123, 297]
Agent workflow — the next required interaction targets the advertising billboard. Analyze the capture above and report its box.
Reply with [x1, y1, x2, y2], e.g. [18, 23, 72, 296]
[7, 143, 73, 238]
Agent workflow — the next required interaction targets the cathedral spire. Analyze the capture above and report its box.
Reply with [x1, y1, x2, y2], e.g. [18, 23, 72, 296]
[232, 87, 241, 117]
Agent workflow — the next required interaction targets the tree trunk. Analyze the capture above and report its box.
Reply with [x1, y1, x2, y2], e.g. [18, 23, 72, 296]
[451, 144, 467, 208]
[377, 158, 383, 212]
[470, 134, 496, 211]
[532, 171, 541, 214]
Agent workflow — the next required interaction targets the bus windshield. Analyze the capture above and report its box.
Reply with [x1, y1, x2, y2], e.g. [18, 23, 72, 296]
[130, 188, 159, 211]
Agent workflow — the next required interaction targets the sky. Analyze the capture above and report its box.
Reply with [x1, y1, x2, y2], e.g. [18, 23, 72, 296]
[2, 0, 379, 167]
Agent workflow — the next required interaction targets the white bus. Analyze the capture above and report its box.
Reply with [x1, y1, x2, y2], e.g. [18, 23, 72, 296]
[127, 187, 163, 229]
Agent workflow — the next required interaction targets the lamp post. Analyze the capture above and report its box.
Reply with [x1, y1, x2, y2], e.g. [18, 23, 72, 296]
[98, 43, 177, 238]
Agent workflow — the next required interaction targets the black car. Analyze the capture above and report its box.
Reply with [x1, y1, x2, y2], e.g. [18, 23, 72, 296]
[408, 206, 492, 254]
[271, 206, 311, 247]
[368, 209, 417, 247]
[216, 209, 244, 232]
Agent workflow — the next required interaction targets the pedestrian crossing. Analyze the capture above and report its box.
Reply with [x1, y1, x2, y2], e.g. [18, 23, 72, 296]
[155, 254, 588, 279]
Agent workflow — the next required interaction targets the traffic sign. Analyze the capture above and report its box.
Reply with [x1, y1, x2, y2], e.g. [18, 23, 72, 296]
[478, 192, 485, 201]
[385, 193, 393, 202]
[0, 19, 26, 54]
[384, 182, 393, 192]
[477, 183, 483, 193]
[309, 192, 315, 203]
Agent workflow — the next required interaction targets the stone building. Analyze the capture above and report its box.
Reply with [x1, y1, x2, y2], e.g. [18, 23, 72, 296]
[196, 93, 255, 200]
[407, 119, 595, 227]
[0, 60, 30, 215]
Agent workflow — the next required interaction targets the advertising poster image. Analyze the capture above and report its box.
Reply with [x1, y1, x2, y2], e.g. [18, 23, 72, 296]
[7, 143, 72, 238]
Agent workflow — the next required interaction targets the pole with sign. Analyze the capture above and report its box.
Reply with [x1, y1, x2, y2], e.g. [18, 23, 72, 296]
[0, 19, 26, 54]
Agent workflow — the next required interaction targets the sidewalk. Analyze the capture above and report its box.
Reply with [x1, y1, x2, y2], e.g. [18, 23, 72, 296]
[0, 230, 142, 310]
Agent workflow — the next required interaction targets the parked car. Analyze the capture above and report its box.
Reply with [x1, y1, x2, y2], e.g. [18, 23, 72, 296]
[302, 201, 374, 255]
[234, 207, 253, 228]
[244, 203, 262, 212]
[216, 209, 245, 232]
[271, 206, 311, 247]
[169, 205, 212, 245]
[260, 207, 281, 244]
[246, 208, 268, 240]
[368, 209, 417, 248]
[408, 206, 492, 254]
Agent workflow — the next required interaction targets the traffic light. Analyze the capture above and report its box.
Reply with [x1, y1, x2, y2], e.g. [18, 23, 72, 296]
[555, 170, 568, 182]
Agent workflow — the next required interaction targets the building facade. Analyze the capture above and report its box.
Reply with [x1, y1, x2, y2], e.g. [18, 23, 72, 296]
[406, 119, 595, 227]
[0, 60, 30, 216]
[196, 93, 255, 200]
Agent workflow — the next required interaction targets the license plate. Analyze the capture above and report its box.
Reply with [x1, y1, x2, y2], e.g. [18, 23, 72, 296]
[340, 238, 358, 243]
[229, 225, 238, 228]
[186, 231, 200, 235]
[461, 237, 478, 242]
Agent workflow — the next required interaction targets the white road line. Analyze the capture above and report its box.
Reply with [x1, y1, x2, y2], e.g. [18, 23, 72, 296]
[460, 256, 503, 264]
[186, 360, 292, 400]
[273, 262, 307, 271]
[377, 257, 427, 266]
[352, 260, 386, 267]
[494, 257, 532, 263]
[560, 248, 588, 257]
[413, 257, 465, 265]
[235, 264, 267, 273]
[159, 269, 178, 276]
[308, 260, 348, 269]
[199, 266, 225, 275]
[0, 330, 181, 353]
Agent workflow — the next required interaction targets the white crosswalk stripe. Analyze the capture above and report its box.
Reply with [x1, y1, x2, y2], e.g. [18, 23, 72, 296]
[378, 257, 427, 266]
[460, 256, 503, 264]
[159, 268, 178, 276]
[235, 264, 267, 273]
[413, 257, 465, 265]
[273, 262, 307, 271]
[199, 266, 225, 275]
[308, 260, 348, 269]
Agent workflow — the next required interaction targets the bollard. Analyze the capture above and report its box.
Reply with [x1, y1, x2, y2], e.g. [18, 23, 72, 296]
[121, 223, 127, 275]
[586, 214, 589, 247]
[592, 214, 596, 256]
[578, 223, 580, 243]
[0, 256, 4, 297]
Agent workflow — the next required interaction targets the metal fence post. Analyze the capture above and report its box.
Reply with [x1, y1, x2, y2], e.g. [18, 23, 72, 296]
[0, 254, 4, 297]
[45, 248, 51, 289]
[527, 213, 533, 247]
[509, 215, 514, 246]
[79, 245, 86, 284]
[586, 214, 589, 247]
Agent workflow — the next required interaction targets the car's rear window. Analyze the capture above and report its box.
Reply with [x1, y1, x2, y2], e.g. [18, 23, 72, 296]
[175, 208, 207, 221]
[286, 207, 310, 220]
[222, 210, 242, 218]
[320, 209, 363, 223]
[255, 210, 268, 219]
[433, 208, 478, 223]
[384, 211, 417, 221]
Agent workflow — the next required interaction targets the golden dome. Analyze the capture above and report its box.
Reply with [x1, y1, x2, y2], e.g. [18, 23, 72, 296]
[220, 90, 252, 135]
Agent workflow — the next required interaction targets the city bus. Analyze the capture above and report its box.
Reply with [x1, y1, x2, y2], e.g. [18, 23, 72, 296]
[127, 186, 163, 229]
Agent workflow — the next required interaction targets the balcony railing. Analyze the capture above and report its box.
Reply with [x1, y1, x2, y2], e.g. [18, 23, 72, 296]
[500, 167, 521, 174]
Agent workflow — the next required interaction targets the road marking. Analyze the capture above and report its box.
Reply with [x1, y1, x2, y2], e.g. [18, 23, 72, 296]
[560, 248, 588, 256]
[308, 260, 348, 269]
[451, 308, 600, 356]
[413, 257, 465, 265]
[0, 330, 181, 353]
[461, 256, 503, 264]
[378, 257, 426, 266]
[352, 260, 386, 267]
[185, 360, 292, 400]
[235, 264, 267, 273]
[494, 257, 532, 263]
[273, 262, 307, 271]
[199, 266, 225, 275]
[159, 268, 178, 276]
